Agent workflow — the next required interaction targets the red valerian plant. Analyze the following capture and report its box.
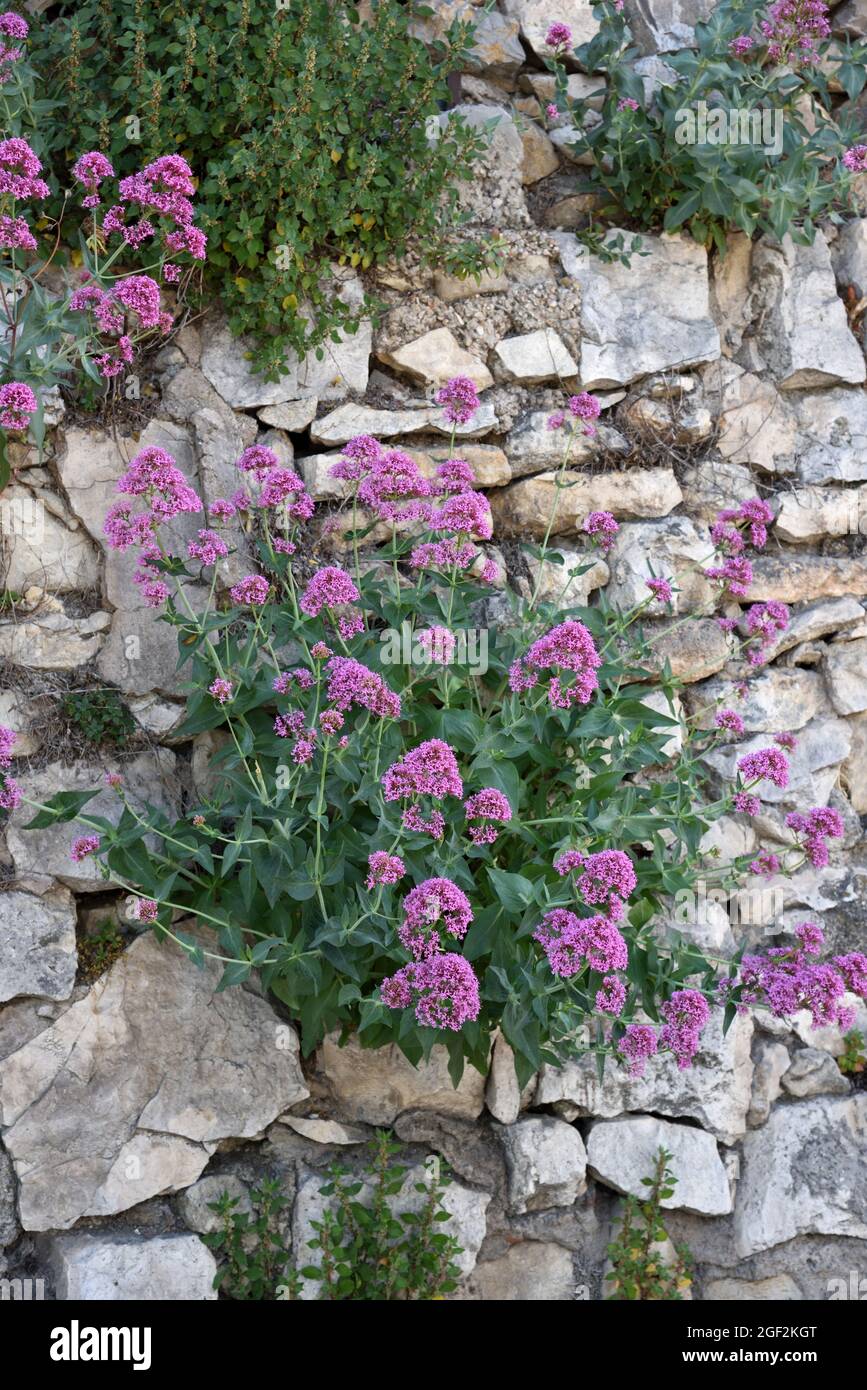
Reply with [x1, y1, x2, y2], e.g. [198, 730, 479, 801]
[0, 13, 204, 483]
[5, 385, 864, 1087]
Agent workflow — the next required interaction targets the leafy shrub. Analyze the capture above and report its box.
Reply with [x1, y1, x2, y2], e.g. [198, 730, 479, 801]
[546, 0, 867, 254]
[203, 1178, 298, 1301]
[32, 0, 494, 378]
[302, 1132, 464, 1300]
[60, 688, 136, 747]
[0, 13, 203, 483]
[605, 1147, 692, 1300]
[8, 385, 864, 1088]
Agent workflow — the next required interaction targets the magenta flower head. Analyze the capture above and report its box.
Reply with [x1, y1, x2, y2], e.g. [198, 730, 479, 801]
[325, 656, 401, 719]
[435, 458, 476, 494]
[237, 444, 280, 480]
[0, 380, 37, 431]
[71, 834, 101, 862]
[436, 490, 493, 540]
[596, 975, 627, 1016]
[72, 151, 114, 207]
[0, 776, 22, 811]
[418, 626, 456, 666]
[0, 213, 36, 250]
[582, 510, 619, 553]
[545, 21, 573, 51]
[729, 34, 754, 56]
[577, 849, 637, 913]
[300, 566, 360, 617]
[381, 953, 481, 1030]
[209, 677, 233, 705]
[382, 738, 463, 803]
[618, 1024, 659, 1077]
[738, 746, 790, 789]
[365, 851, 406, 891]
[844, 145, 867, 173]
[0, 137, 49, 200]
[534, 908, 628, 977]
[229, 574, 270, 606]
[0, 11, 28, 40]
[715, 708, 745, 736]
[435, 375, 480, 425]
[659, 988, 709, 1070]
[617, 97, 639, 112]
[514, 619, 602, 710]
[0, 722, 16, 770]
[398, 877, 474, 959]
[645, 576, 672, 605]
[568, 391, 601, 436]
[464, 787, 513, 845]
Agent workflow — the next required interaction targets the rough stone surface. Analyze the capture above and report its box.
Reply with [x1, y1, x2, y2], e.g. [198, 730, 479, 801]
[378, 326, 494, 390]
[459, 1241, 575, 1300]
[825, 638, 867, 714]
[0, 931, 308, 1230]
[604, 517, 713, 614]
[536, 1012, 753, 1145]
[781, 1048, 851, 1099]
[319, 1033, 487, 1124]
[0, 888, 77, 1004]
[491, 468, 683, 537]
[704, 1275, 803, 1300]
[555, 229, 720, 388]
[199, 293, 371, 407]
[750, 234, 866, 390]
[735, 1097, 867, 1256]
[587, 1116, 732, 1215]
[45, 1233, 217, 1301]
[494, 328, 578, 383]
[6, 752, 180, 892]
[176, 1175, 254, 1234]
[501, 0, 599, 61]
[500, 1116, 587, 1213]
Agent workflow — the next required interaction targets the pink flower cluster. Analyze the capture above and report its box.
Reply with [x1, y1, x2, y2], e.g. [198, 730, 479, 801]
[534, 908, 629, 978]
[583, 510, 619, 554]
[744, 600, 789, 666]
[366, 851, 406, 890]
[0, 380, 36, 431]
[720, 922, 866, 1031]
[737, 746, 790, 789]
[381, 953, 481, 1030]
[759, 0, 830, 64]
[398, 877, 474, 959]
[464, 787, 513, 845]
[0, 722, 21, 812]
[785, 805, 844, 868]
[300, 566, 362, 638]
[703, 497, 775, 599]
[617, 988, 710, 1076]
[324, 656, 401, 720]
[435, 374, 480, 426]
[0, 136, 49, 201]
[510, 619, 602, 710]
[0, 10, 27, 80]
[382, 738, 463, 839]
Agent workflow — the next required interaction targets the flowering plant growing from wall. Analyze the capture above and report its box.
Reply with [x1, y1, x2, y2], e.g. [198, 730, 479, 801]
[0, 11, 203, 485]
[544, 0, 867, 254]
[33, 0, 495, 379]
[4, 380, 864, 1087]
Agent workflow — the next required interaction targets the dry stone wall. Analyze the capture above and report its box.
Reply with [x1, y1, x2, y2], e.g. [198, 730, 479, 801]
[1, 0, 866, 1301]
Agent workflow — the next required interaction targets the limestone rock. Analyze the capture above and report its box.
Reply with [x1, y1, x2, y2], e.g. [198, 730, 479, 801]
[748, 1038, 790, 1127]
[412, 2, 525, 82]
[199, 294, 371, 408]
[627, 0, 718, 54]
[485, 1032, 524, 1125]
[521, 120, 561, 184]
[750, 234, 866, 390]
[587, 1116, 732, 1215]
[639, 618, 732, 683]
[277, 1115, 367, 1145]
[842, 711, 867, 811]
[494, 328, 578, 384]
[538, 1012, 753, 1145]
[490, 468, 682, 537]
[748, 555, 867, 603]
[378, 326, 493, 390]
[311, 400, 498, 446]
[775, 485, 866, 542]
[257, 398, 319, 432]
[763, 596, 865, 661]
[500, 1116, 587, 1213]
[0, 931, 308, 1229]
[604, 517, 713, 614]
[458, 1241, 575, 1300]
[318, 1032, 487, 1124]
[704, 717, 852, 809]
[704, 1275, 803, 1300]
[501, 0, 599, 63]
[735, 1096, 867, 1256]
[782, 1047, 850, 1098]
[293, 1161, 489, 1297]
[621, 395, 713, 445]
[685, 667, 825, 733]
[555, 229, 720, 388]
[679, 458, 756, 523]
[6, 751, 180, 893]
[45, 1233, 217, 1301]
[503, 410, 628, 477]
[708, 362, 798, 472]
[0, 690, 40, 757]
[1, 482, 99, 594]
[176, 1175, 253, 1234]
[825, 637, 867, 714]
[0, 887, 77, 1004]
[792, 388, 867, 483]
[521, 546, 609, 606]
[0, 1148, 17, 1247]
[831, 214, 867, 292]
[0, 605, 110, 670]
